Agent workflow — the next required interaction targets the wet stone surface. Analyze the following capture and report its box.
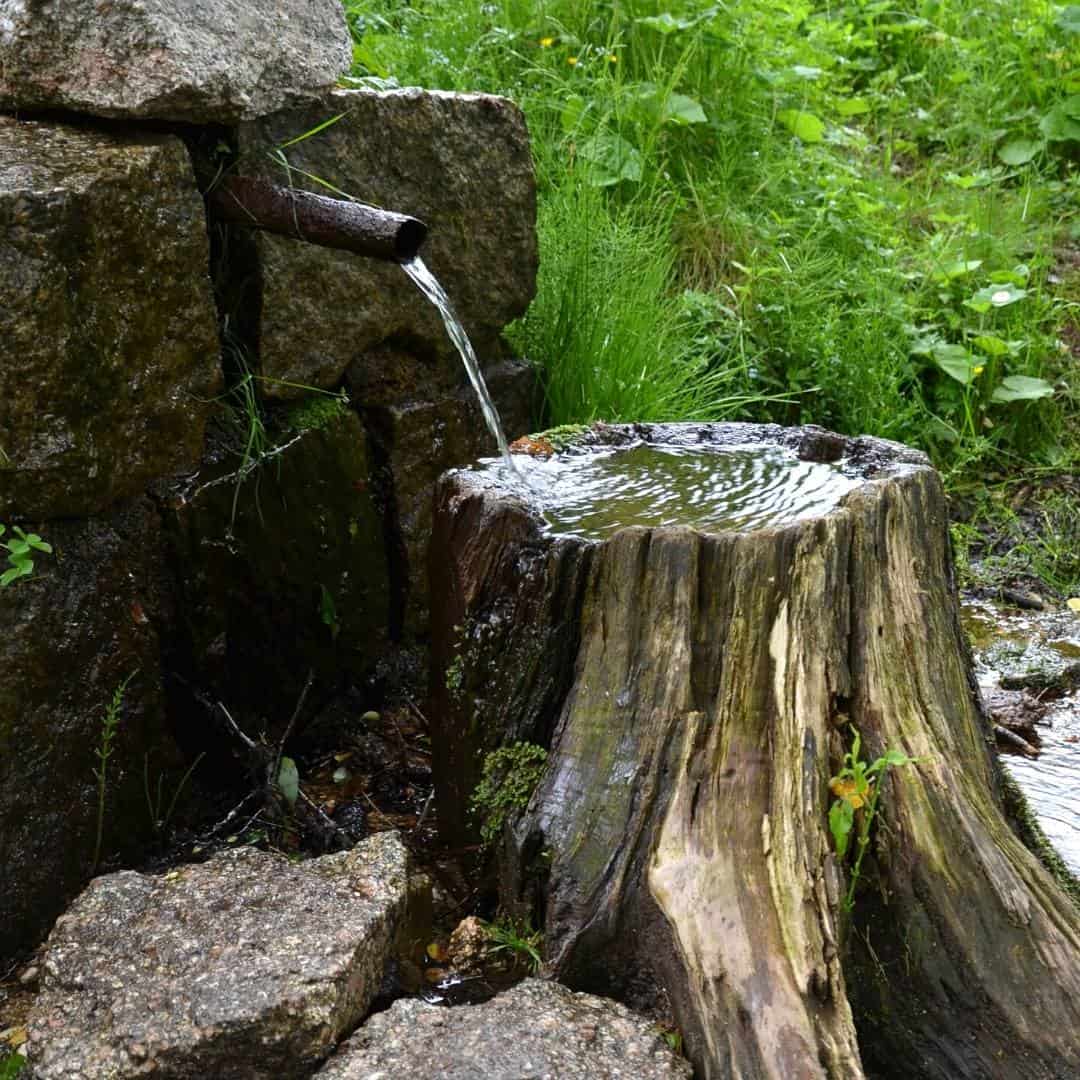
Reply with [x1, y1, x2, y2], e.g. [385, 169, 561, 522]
[0, 497, 177, 961]
[27, 833, 413, 1080]
[236, 87, 537, 400]
[316, 978, 692, 1079]
[965, 597, 1080, 874]
[0, 0, 351, 122]
[0, 117, 221, 519]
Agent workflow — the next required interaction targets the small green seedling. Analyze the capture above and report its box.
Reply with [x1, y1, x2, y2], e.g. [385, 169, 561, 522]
[0, 524, 52, 587]
[92, 673, 136, 873]
[482, 917, 543, 973]
[828, 726, 916, 911]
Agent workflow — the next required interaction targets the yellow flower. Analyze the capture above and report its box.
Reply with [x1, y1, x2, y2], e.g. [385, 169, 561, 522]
[607, 53, 618, 63]
[973, 365, 985, 376]
[539, 36, 555, 48]
[567, 56, 579, 66]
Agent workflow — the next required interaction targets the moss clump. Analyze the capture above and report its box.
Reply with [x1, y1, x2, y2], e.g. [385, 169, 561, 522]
[531, 424, 588, 451]
[286, 392, 350, 434]
[471, 741, 548, 847]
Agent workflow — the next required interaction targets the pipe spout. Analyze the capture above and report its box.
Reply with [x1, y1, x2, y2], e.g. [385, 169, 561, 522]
[208, 175, 427, 263]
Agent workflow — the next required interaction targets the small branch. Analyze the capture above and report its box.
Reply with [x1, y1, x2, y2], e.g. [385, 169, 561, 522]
[217, 701, 258, 752]
[271, 668, 314, 785]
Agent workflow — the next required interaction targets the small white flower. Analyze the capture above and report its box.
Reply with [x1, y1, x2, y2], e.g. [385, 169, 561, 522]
[991, 289, 1012, 305]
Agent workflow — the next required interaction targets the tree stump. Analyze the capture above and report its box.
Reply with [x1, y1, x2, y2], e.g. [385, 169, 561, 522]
[428, 423, 1080, 1079]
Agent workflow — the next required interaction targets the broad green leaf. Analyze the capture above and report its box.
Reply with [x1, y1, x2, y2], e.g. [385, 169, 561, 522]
[990, 376, 1055, 403]
[997, 138, 1041, 166]
[829, 798, 854, 859]
[277, 756, 300, 806]
[663, 93, 707, 125]
[971, 334, 1014, 358]
[968, 284, 1027, 310]
[578, 131, 643, 186]
[777, 109, 825, 142]
[931, 259, 981, 282]
[932, 344, 979, 384]
[1057, 6, 1080, 33]
[880, 749, 914, 767]
[1040, 101, 1080, 142]
[836, 97, 872, 116]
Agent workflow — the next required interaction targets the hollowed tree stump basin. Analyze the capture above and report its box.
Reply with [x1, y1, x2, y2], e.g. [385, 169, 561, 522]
[429, 422, 1080, 1080]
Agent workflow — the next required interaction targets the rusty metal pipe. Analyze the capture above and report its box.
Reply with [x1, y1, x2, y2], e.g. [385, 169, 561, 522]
[208, 175, 427, 262]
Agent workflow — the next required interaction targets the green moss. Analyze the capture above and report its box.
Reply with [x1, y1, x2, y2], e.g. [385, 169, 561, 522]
[531, 424, 588, 451]
[470, 741, 548, 847]
[285, 392, 350, 434]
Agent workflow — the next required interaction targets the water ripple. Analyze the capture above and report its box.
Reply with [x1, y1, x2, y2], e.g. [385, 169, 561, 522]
[481, 443, 862, 540]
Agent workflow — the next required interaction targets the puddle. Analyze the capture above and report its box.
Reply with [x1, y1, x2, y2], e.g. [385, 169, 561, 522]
[963, 598, 1080, 875]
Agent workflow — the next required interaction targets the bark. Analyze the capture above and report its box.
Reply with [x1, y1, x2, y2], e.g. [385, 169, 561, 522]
[428, 423, 1080, 1079]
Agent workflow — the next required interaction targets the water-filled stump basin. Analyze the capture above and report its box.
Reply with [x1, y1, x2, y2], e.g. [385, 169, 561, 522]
[428, 423, 1080, 1080]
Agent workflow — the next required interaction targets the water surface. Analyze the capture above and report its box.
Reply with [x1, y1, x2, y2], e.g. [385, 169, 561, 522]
[481, 442, 863, 540]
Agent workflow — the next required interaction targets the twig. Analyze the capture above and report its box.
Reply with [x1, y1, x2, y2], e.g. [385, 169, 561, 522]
[298, 788, 341, 832]
[217, 701, 258, 752]
[413, 789, 436, 834]
[402, 693, 429, 729]
[202, 790, 258, 839]
[272, 668, 314, 785]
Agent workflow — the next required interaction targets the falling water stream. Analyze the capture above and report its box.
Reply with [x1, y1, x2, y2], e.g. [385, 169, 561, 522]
[401, 256, 519, 476]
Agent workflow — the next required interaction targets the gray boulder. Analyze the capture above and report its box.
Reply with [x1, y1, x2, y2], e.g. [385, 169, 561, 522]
[234, 87, 538, 400]
[27, 832, 413, 1079]
[0, 117, 221, 519]
[0, 0, 351, 123]
[317, 978, 693, 1079]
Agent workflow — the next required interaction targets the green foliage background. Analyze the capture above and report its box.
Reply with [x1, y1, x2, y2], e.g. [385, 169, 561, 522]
[342, 0, 1080, 485]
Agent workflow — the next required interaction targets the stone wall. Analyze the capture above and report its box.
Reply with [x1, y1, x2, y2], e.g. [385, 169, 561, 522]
[0, 7, 537, 959]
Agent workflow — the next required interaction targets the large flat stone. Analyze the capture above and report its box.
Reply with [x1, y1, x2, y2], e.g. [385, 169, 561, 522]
[317, 978, 693, 1079]
[0, 498, 178, 961]
[235, 87, 538, 400]
[0, 0, 351, 123]
[28, 832, 412, 1079]
[0, 117, 221, 519]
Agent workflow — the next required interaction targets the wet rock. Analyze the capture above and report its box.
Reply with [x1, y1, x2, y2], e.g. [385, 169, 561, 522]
[0, 0, 351, 123]
[316, 978, 692, 1079]
[365, 358, 536, 637]
[986, 638, 1080, 695]
[27, 832, 412, 1080]
[0, 498, 178, 961]
[983, 686, 1051, 736]
[234, 88, 538, 400]
[0, 117, 220, 519]
[160, 406, 389, 736]
[447, 916, 489, 975]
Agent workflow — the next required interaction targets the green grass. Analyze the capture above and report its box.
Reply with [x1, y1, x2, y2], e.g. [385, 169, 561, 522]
[341, 0, 1080, 485]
